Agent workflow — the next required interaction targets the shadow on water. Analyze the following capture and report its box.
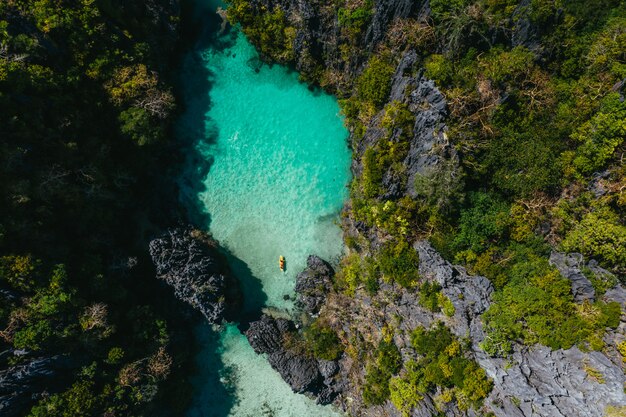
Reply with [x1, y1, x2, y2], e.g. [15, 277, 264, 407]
[177, 0, 229, 229]
[178, 0, 268, 312]
[176, 1, 274, 415]
[176, 2, 237, 416]
[219, 247, 268, 327]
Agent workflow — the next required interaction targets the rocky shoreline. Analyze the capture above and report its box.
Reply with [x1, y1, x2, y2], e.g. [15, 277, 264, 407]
[237, 245, 626, 417]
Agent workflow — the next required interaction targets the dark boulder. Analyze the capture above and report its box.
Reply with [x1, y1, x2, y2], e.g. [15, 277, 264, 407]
[294, 255, 334, 315]
[246, 315, 293, 355]
[149, 228, 238, 324]
[267, 350, 322, 393]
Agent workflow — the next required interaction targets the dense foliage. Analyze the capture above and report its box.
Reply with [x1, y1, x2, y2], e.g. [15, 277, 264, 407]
[226, 0, 295, 63]
[390, 324, 492, 415]
[1, 1, 192, 414]
[303, 319, 343, 361]
[362, 338, 402, 406]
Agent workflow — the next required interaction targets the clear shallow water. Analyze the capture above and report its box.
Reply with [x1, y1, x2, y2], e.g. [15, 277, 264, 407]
[178, 3, 350, 416]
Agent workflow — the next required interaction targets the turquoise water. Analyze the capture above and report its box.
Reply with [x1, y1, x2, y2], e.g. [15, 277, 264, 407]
[178, 2, 351, 416]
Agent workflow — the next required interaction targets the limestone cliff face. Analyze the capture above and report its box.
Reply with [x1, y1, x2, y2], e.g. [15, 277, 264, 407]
[311, 246, 626, 417]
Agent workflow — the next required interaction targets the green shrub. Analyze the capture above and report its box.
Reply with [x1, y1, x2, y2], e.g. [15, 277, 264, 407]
[363, 364, 391, 405]
[419, 281, 442, 312]
[479, 46, 535, 85]
[424, 54, 454, 86]
[13, 320, 54, 350]
[227, 2, 296, 63]
[390, 323, 492, 414]
[361, 148, 384, 198]
[389, 372, 423, 417]
[571, 93, 626, 176]
[452, 192, 509, 256]
[438, 293, 456, 317]
[481, 260, 622, 355]
[429, 0, 470, 21]
[336, 252, 364, 295]
[338, 1, 373, 34]
[119, 106, 159, 146]
[303, 321, 343, 361]
[485, 123, 563, 197]
[0, 255, 41, 292]
[106, 347, 125, 365]
[381, 101, 414, 135]
[357, 56, 395, 109]
[377, 242, 420, 288]
[561, 207, 626, 269]
[362, 339, 402, 405]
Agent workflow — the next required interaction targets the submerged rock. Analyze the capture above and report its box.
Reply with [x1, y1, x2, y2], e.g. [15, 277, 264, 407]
[149, 227, 238, 324]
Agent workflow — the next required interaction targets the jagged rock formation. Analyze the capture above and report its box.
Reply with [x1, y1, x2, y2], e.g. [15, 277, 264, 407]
[244, 314, 341, 404]
[324, 243, 626, 417]
[354, 50, 453, 201]
[549, 252, 596, 302]
[149, 228, 239, 324]
[294, 255, 334, 315]
[476, 345, 626, 417]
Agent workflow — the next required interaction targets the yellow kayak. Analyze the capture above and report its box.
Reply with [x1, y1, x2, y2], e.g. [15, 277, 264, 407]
[279, 256, 285, 271]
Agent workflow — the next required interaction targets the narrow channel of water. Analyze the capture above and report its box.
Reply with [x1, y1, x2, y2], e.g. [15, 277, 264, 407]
[177, 1, 351, 415]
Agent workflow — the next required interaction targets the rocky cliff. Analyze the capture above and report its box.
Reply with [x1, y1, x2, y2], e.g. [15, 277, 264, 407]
[313, 245, 626, 417]
[244, 314, 343, 405]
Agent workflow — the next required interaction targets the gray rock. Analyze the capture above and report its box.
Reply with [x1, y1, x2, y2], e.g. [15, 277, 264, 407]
[363, 0, 419, 51]
[549, 252, 595, 302]
[477, 345, 626, 417]
[149, 228, 236, 324]
[245, 315, 293, 355]
[267, 350, 321, 393]
[588, 170, 611, 197]
[415, 240, 493, 342]
[316, 385, 340, 405]
[318, 359, 339, 380]
[244, 314, 341, 402]
[605, 285, 626, 308]
[354, 50, 453, 203]
[295, 255, 334, 315]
